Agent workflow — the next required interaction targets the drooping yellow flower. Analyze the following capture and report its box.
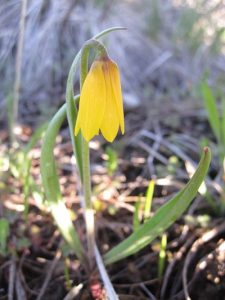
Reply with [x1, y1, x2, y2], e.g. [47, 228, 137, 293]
[74, 56, 125, 142]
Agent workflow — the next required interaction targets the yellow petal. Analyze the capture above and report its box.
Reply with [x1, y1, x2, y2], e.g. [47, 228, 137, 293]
[100, 81, 120, 142]
[107, 59, 125, 134]
[74, 61, 106, 141]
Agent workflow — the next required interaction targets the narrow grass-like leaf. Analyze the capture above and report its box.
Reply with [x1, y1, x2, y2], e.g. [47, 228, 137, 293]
[104, 148, 211, 265]
[201, 81, 221, 142]
[158, 234, 167, 278]
[6, 94, 14, 143]
[106, 146, 118, 176]
[204, 191, 219, 215]
[221, 98, 225, 150]
[23, 124, 48, 221]
[144, 180, 155, 222]
[0, 218, 9, 256]
[23, 158, 32, 222]
[133, 197, 141, 231]
[40, 104, 66, 204]
[40, 101, 86, 266]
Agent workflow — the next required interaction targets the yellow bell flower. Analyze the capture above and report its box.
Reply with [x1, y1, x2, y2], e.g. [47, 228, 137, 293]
[74, 56, 125, 142]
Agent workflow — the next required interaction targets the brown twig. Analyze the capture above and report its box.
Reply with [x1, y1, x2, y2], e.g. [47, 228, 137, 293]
[8, 258, 16, 300]
[15, 270, 27, 300]
[35, 249, 62, 300]
[160, 235, 195, 299]
[114, 278, 158, 288]
[182, 222, 225, 300]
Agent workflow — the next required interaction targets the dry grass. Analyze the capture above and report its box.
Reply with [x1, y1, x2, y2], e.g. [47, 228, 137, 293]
[0, 0, 225, 125]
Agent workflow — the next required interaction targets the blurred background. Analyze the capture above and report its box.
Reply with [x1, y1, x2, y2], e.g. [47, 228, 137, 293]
[1, 0, 225, 127]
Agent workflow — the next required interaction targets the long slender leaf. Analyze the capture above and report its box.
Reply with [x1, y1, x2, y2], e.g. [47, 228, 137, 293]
[40, 104, 66, 204]
[104, 148, 211, 265]
[144, 180, 155, 222]
[133, 197, 141, 231]
[40, 101, 87, 266]
[201, 81, 221, 142]
[221, 98, 225, 150]
[0, 218, 9, 256]
[158, 233, 167, 278]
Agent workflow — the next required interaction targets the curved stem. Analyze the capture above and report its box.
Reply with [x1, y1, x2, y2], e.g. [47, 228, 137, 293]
[79, 41, 103, 268]
[65, 27, 125, 181]
[66, 54, 83, 180]
[93, 26, 126, 39]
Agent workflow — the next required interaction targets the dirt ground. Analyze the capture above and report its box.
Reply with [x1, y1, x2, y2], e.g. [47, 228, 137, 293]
[1, 105, 225, 300]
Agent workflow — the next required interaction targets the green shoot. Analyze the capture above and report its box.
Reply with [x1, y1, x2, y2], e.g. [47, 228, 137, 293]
[6, 95, 14, 144]
[105, 146, 118, 176]
[0, 218, 10, 256]
[201, 81, 221, 142]
[64, 258, 72, 290]
[23, 158, 32, 222]
[158, 234, 167, 279]
[144, 180, 155, 222]
[133, 197, 141, 231]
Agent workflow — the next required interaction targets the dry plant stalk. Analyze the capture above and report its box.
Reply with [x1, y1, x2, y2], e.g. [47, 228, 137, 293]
[12, 0, 28, 137]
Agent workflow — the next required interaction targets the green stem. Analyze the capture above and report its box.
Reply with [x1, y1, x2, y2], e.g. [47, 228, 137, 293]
[79, 40, 107, 267]
[81, 144, 91, 209]
[66, 55, 83, 180]
[82, 139, 95, 265]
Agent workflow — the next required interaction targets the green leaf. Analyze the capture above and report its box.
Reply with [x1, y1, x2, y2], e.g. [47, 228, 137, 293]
[144, 180, 155, 222]
[40, 102, 87, 266]
[133, 197, 141, 231]
[40, 104, 67, 204]
[105, 146, 118, 175]
[65, 52, 83, 180]
[103, 148, 211, 265]
[0, 218, 9, 256]
[158, 233, 167, 278]
[201, 81, 221, 142]
[221, 98, 225, 151]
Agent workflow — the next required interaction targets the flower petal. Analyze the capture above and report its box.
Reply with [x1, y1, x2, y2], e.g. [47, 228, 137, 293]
[107, 59, 125, 134]
[74, 61, 106, 141]
[100, 78, 120, 142]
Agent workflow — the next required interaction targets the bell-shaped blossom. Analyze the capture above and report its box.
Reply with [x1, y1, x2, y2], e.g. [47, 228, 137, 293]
[75, 57, 124, 142]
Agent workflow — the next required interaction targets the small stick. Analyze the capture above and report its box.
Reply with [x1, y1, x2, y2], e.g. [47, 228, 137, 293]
[15, 270, 27, 300]
[36, 250, 62, 300]
[8, 258, 16, 300]
[12, 0, 28, 141]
